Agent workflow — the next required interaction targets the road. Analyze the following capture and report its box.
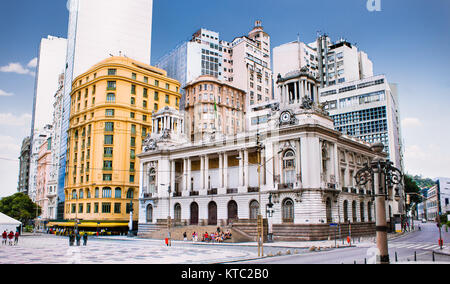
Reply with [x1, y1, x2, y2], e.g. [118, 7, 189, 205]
[236, 221, 450, 264]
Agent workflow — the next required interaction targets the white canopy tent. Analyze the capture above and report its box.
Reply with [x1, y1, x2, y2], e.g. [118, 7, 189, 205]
[0, 212, 22, 233]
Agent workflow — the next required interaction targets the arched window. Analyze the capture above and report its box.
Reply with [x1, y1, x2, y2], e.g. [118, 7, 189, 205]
[174, 203, 181, 222]
[208, 201, 217, 225]
[282, 198, 294, 223]
[283, 150, 296, 185]
[146, 204, 153, 223]
[72, 190, 77, 200]
[86, 189, 91, 199]
[106, 93, 115, 103]
[126, 188, 134, 199]
[115, 188, 122, 199]
[343, 200, 349, 222]
[102, 187, 112, 198]
[79, 189, 84, 199]
[249, 200, 260, 220]
[326, 198, 332, 223]
[190, 202, 199, 225]
[352, 201, 357, 223]
[149, 168, 156, 193]
[95, 187, 99, 198]
[360, 202, 365, 222]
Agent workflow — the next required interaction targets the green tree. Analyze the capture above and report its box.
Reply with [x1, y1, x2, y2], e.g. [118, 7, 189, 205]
[0, 193, 41, 225]
[404, 175, 422, 206]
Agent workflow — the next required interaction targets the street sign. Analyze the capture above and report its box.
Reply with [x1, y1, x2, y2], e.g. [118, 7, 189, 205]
[330, 223, 338, 227]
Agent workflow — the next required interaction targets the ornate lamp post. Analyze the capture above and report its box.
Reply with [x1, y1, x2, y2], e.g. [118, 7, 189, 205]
[355, 142, 403, 264]
[265, 193, 274, 243]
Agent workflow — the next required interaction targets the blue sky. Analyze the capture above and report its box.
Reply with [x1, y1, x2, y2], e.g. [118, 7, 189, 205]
[0, 0, 449, 197]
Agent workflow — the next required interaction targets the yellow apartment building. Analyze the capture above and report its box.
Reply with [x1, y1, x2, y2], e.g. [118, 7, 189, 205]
[62, 56, 181, 232]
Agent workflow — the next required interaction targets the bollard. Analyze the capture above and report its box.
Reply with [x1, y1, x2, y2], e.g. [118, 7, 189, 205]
[432, 251, 435, 262]
[395, 252, 398, 262]
[364, 258, 367, 264]
[354, 260, 356, 264]
[414, 251, 417, 262]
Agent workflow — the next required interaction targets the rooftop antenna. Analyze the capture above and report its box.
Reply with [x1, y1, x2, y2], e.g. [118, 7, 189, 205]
[297, 33, 300, 42]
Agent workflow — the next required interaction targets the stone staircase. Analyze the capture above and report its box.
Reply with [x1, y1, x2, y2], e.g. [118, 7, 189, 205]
[138, 224, 233, 241]
[272, 222, 376, 241]
[230, 219, 269, 242]
[137, 223, 167, 237]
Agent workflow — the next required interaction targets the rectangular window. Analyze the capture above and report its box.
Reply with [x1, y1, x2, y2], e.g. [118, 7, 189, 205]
[165, 95, 170, 104]
[130, 175, 135, 183]
[94, 203, 99, 213]
[108, 69, 117, 75]
[105, 122, 114, 132]
[155, 80, 159, 87]
[166, 83, 170, 90]
[132, 73, 137, 80]
[103, 160, 113, 171]
[115, 188, 122, 199]
[114, 203, 121, 214]
[154, 103, 158, 111]
[130, 112, 135, 118]
[143, 100, 147, 108]
[103, 174, 112, 181]
[104, 147, 113, 157]
[143, 115, 147, 121]
[86, 203, 91, 213]
[154, 91, 159, 100]
[78, 204, 83, 213]
[131, 84, 136, 94]
[131, 137, 136, 147]
[143, 76, 148, 83]
[105, 109, 115, 117]
[107, 81, 116, 90]
[104, 135, 114, 145]
[102, 203, 111, 213]
[143, 88, 148, 98]
[131, 125, 136, 135]
[130, 149, 136, 159]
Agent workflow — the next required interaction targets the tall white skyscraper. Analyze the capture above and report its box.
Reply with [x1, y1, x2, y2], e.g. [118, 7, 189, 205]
[58, 0, 154, 218]
[30, 36, 67, 133]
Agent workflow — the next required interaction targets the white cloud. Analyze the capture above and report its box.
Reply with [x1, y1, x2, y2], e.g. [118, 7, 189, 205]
[404, 143, 450, 178]
[0, 89, 14, 97]
[402, 117, 422, 128]
[0, 113, 32, 126]
[0, 62, 35, 76]
[27, 57, 38, 68]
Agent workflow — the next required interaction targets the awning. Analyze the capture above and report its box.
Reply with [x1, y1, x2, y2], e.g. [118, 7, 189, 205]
[47, 222, 128, 228]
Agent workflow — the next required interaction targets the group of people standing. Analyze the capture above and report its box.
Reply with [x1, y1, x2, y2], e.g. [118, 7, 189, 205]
[2, 230, 19, 246]
[68, 231, 88, 246]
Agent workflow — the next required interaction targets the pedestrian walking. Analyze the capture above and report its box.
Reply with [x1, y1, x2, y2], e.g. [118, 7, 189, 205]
[76, 232, 81, 246]
[8, 231, 14, 246]
[83, 232, 88, 246]
[69, 232, 75, 246]
[2, 230, 7, 245]
[14, 231, 19, 245]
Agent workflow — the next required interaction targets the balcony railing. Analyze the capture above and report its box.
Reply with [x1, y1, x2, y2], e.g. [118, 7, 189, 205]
[351, 187, 358, 194]
[248, 187, 260, 193]
[328, 183, 336, 189]
[189, 191, 199, 196]
[279, 183, 294, 190]
[342, 187, 349, 193]
[227, 188, 238, 194]
[173, 192, 182, 197]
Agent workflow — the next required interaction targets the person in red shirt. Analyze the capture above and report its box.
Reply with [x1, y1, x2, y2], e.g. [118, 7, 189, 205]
[8, 231, 14, 246]
[14, 231, 19, 245]
[2, 230, 7, 245]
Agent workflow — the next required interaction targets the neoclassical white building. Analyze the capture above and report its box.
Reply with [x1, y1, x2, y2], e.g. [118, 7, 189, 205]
[137, 70, 399, 240]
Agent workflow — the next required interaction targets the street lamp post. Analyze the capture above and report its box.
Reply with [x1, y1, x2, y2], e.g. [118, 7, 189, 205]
[355, 142, 403, 264]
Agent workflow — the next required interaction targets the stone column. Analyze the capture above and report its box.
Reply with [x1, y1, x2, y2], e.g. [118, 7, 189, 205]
[238, 151, 244, 187]
[205, 155, 209, 190]
[183, 159, 187, 192]
[139, 161, 145, 197]
[224, 153, 228, 189]
[170, 160, 176, 194]
[295, 139, 301, 186]
[293, 82, 298, 103]
[244, 150, 249, 188]
[187, 158, 192, 192]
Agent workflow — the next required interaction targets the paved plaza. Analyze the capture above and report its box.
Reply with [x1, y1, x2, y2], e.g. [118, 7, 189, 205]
[0, 235, 260, 264]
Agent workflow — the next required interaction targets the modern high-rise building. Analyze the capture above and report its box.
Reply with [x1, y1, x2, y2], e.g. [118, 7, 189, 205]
[17, 137, 31, 194]
[273, 35, 374, 98]
[156, 21, 273, 114]
[30, 36, 67, 134]
[61, 56, 181, 231]
[29, 125, 53, 202]
[59, 0, 154, 218]
[318, 75, 403, 170]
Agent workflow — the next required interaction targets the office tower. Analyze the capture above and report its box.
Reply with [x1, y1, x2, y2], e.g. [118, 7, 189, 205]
[319, 74, 404, 173]
[273, 35, 374, 97]
[62, 57, 181, 230]
[29, 125, 53, 202]
[17, 137, 31, 194]
[30, 36, 67, 134]
[58, 0, 154, 217]
[156, 21, 273, 112]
